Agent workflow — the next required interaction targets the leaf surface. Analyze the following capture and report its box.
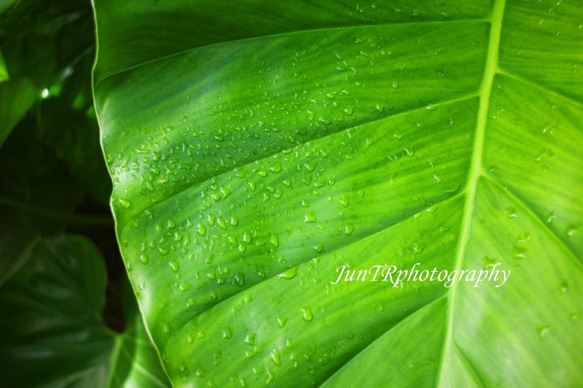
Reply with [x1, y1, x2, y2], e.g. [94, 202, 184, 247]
[93, 0, 583, 386]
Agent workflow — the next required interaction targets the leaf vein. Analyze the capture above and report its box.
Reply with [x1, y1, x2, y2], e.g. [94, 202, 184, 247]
[96, 18, 487, 85]
[436, 0, 506, 385]
[170, 191, 464, 336]
[453, 342, 487, 388]
[128, 93, 479, 219]
[497, 69, 583, 108]
[481, 171, 582, 268]
[319, 294, 448, 387]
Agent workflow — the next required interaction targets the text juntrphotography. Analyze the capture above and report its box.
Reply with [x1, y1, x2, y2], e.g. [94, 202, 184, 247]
[331, 262, 511, 288]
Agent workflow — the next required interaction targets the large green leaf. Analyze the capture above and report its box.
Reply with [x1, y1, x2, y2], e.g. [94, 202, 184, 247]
[0, 235, 170, 387]
[93, 0, 583, 386]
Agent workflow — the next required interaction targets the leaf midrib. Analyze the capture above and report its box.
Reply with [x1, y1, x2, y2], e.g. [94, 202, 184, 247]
[302, 0, 514, 385]
[435, 0, 507, 386]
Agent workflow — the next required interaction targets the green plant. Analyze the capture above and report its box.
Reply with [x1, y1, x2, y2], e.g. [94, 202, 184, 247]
[0, 0, 169, 386]
[1, 0, 582, 387]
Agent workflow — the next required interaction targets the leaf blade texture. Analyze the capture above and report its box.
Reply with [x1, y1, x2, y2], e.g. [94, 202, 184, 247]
[93, 0, 583, 386]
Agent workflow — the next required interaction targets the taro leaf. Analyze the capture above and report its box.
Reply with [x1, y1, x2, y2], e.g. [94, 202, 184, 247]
[0, 235, 170, 387]
[93, 0, 583, 386]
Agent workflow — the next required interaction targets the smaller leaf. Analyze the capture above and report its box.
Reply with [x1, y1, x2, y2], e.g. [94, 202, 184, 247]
[0, 235, 114, 387]
[0, 235, 170, 387]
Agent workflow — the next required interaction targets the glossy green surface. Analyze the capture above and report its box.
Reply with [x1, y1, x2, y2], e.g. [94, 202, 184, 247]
[93, 0, 583, 386]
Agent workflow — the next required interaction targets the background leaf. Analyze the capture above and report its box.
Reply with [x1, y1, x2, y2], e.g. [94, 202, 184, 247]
[92, 0, 583, 386]
[0, 235, 170, 387]
[0, 76, 35, 147]
[0, 2, 166, 385]
[0, 0, 111, 210]
[0, 235, 115, 386]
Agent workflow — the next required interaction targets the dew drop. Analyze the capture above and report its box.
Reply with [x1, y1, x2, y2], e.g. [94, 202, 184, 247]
[244, 333, 255, 345]
[270, 349, 281, 366]
[512, 245, 528, 260]
[222, 326, 233, 339]
[245, 347, 259, 359]
[301, 307, 314, 321]
[503, 207, 518, 219]
[536, 325, 550, 340]
[270, 235, 279, 248]
[344, 224, 355, 236]
[277, 317, 288, 328]
[546, 211, 555, 225]
[338, 195, 349, 207]
[304, 211, 317, 223]
[482, 256, 497, 269]
[278, 268, 297, 280]
[169, 259, 180, 272]
[118, 198, 132, 208]
[565, 224, 577, 237]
